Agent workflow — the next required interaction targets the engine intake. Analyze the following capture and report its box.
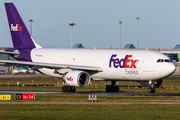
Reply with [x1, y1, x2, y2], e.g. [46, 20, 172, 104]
[64, 71, 90, 87]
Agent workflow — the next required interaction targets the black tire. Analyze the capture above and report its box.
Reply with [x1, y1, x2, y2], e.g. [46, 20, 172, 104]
[62, 86, 66, 92]
[115, 86, 119, 92]
[111, 86, 115, 92]
[71, 87, 76, 92]
[148, 87, 152, 93]
[152, 88, 156, 93]
[66, 86, 71, 92]
[106, 86, 111, 92]
[148, 87, 156, 93]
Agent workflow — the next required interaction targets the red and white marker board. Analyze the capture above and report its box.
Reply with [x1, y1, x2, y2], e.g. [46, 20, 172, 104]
[15, 93, 35, 100]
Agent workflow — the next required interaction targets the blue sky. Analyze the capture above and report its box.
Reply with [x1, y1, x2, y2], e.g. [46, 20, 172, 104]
[0, 0, 180, 48]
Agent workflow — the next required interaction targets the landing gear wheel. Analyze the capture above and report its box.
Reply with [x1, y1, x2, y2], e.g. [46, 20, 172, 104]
[66, 86, 71, 92]
[105, 81, 119, 92]
[148, 87, 155, 93]
[62, 86, 76, 92]
[71, 87, 76, 92]
[62, 86, 66, 92]
[115, 86, 119, 92]
[152, 88, 156, 93]
[148, 80, 156, 93]
[148, 88, 152, 93]
[111, 86, 115, 92]
[106, 86, 111, 92]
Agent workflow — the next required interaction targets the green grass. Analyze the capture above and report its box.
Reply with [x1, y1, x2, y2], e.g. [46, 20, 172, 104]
[0, 93, 180, 103]
[0, 77, 180, 119]
[0, 77, 179, 103]
[0, 104, 180, 120]
[0, 77, 180, 93]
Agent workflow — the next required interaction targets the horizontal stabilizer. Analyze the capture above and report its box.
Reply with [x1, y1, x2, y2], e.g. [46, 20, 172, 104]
[0, 50, 19, 55]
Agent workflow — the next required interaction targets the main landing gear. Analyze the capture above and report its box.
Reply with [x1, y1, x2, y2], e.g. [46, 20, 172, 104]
[105, 81, 119, 92]
[148, 80, 156, 93]
[62, 86, 76, 92]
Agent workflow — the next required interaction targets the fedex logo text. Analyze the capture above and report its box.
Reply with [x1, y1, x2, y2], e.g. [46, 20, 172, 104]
[109, 54, 138, 68]
[11, 24, 22, 31]
[66, 76, 73, 81]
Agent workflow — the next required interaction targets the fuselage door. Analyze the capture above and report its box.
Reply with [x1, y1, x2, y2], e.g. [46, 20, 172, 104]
[141, 55, 149, 67]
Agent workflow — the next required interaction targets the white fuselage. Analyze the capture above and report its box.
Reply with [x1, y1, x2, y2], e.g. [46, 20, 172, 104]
[30, 48, 176, 81]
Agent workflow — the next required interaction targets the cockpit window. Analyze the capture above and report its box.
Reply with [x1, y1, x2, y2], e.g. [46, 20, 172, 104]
[157, 59, 172, 63]
[157, 59, 161, 62]
[164, 59, 170, 62]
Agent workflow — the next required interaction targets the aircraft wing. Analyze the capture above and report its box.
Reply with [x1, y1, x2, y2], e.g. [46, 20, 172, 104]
[0, 60, 103, 72]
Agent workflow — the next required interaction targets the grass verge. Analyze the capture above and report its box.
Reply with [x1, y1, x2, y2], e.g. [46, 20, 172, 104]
[0, 104, 180, 120]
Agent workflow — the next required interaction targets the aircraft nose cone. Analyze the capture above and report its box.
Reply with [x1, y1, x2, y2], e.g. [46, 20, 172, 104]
[168, 63, 176, 75]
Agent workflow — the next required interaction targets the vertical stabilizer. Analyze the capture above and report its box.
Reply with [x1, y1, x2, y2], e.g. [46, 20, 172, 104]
[5, 3, 41, 48]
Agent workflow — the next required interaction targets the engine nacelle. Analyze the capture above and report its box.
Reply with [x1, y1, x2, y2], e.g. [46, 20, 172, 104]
[138, 79, 163, 87]
[63, 71, 90, 87]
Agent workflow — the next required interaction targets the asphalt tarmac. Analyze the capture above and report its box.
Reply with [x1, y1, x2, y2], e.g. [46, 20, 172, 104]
[0, 90, 180, 96]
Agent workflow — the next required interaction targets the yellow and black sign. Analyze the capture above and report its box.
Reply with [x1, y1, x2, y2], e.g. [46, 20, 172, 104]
[0, 95, 11, 100]
[15, 94, 22, 100]
[15, 93, 35, 100]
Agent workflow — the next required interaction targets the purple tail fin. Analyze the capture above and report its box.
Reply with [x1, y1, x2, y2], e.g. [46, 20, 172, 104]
[5, 3, 36, 49]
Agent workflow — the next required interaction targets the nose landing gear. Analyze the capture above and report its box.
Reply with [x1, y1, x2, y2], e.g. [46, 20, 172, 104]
[148, 87, 156, 93]
[148, 80, 156, 93]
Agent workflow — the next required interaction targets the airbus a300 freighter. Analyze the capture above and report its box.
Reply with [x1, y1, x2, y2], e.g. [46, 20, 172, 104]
[1, 3, 176, 93]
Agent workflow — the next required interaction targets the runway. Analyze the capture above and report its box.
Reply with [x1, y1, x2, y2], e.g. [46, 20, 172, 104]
[0, 90, 180, 96]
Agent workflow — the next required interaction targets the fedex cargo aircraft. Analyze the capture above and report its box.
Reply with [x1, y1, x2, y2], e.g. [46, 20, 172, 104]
[1, 3, 176, 93]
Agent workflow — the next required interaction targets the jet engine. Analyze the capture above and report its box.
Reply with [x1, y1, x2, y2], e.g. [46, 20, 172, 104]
[63, 71, 90, 87]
